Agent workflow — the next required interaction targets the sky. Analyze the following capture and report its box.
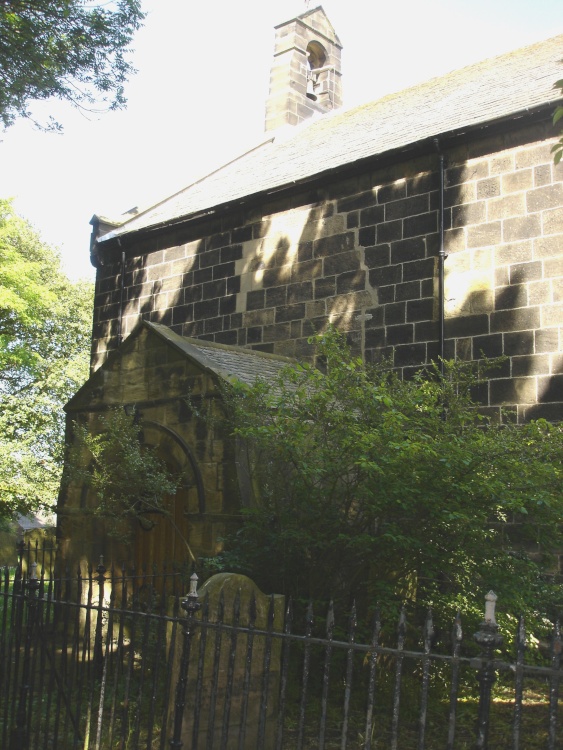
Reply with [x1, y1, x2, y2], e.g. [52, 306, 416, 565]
[1, 0, 562, 281]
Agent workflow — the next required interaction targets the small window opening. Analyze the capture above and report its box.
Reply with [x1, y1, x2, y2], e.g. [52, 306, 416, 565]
[306, 41, 326, 100]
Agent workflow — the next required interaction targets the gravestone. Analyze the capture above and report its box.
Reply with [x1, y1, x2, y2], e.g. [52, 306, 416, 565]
[170, 573, 285, 749]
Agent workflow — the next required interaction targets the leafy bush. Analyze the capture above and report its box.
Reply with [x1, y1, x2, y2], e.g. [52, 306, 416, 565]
[206, 330, 563, 635]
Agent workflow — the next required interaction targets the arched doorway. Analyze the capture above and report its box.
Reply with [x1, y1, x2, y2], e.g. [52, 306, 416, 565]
[132, 421, 205, 573]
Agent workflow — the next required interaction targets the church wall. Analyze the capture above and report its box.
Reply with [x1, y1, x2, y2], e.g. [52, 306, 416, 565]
[92, 117, 563, 422]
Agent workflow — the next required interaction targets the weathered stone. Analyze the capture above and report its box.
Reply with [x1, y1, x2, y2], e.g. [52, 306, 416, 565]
[395, 280, 421, 301]
[387, 323, 413, 345]
[501, 169, 533, 194]
[467, 221, 501, 248]
[337, 271, 365, 294]
[473, 333, 503, 358]
[377, 220, 402, 243]
[364, 245, 391, 268]
[495, 240, 532, 265]
[488, 194, 526, 221]
[512, 354, 550, 376]
[377, 181, 406, 203]
[452, 201, 487, 228]
[324, 252, 361, 276]
[490, 377, 536, 405]
[393, 342, 426, 366]
[534, 236, 563, 259]
[359, 205, 385, 226]
[509, 261, 542, 285]
[275, 303, 306, 322]
[503, 215, 541, 243]
[170, 574, 284, 750]
[313, 232, 356, 257]
[287, 281, 313, 303]
[385, 302, 406, 325]
[542, 303, 563, 327]
[495, 284, 527, 310]
[515, 143, 554, 169]
[385, 194, 429, 221]
[491, 306, 540, 332]
[359, 225, 376, 246]
[406, 298, 434, 322]
[477, 177, 500, 199]
[369, 265, 402, 287]
[403, 212, 437, 238]
[527, 184, 563, 212]
[337, 190, 377, 212]
[543, 206, 563, 236]
[390, 237, 426, 263]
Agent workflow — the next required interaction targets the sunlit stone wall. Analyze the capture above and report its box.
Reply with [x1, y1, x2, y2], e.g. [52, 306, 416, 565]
[92, 119, 562, 422]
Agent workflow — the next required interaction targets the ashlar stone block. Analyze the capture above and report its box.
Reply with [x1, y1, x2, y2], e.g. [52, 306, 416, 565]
[503, 215, 541, 243]
[542, 303, 563, 328]
[495, 240, 532, 266]
[526, 184, 563, 213]
[467, 221, 501, 248]
[534, 236, 563, 260]
[501, 169, 533, 194]
[543, 207, 563, 236]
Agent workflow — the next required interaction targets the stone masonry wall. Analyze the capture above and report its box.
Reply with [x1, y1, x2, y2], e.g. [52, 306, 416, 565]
[60, 326, 239, 572]
[92, 120, 563, 422]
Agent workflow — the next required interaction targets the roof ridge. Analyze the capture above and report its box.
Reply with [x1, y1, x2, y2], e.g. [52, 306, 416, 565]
[147, 321, 295, 363]
[100, 135, 276, 239]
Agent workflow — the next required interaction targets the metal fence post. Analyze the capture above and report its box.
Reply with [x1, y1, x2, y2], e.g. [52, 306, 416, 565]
[473, 591, 503, 750]
[93, 556, 106, 680]
[170, 572, 201, 749]
[10, 562, 40, 750]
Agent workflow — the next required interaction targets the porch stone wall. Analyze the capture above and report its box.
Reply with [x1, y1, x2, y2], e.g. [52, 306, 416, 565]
[58, 327, 240, 573]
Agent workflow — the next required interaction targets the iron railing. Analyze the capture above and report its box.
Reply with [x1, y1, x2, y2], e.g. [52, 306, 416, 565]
[0, 547, 561, 749]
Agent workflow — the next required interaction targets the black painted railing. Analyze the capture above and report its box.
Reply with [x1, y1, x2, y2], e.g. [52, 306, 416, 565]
[0, 546, 561, 749]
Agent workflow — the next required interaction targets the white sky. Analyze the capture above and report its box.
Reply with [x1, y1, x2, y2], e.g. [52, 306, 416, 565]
[1, 0, 562, 281]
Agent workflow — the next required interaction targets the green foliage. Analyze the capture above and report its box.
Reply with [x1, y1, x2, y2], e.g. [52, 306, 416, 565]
[209, 330, 563, 631]
[552, 75, 563, 164]
[0, 199, 93, 518]
[67, 409, 195, 559]
[0, 0, 144, 130]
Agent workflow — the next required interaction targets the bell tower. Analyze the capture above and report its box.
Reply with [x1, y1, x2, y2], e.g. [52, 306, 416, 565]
[265, 6, 342, 132]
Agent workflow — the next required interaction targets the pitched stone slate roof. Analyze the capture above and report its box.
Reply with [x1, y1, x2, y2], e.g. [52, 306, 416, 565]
[99, 34, 563, 244]
[149, 322, 295, 387]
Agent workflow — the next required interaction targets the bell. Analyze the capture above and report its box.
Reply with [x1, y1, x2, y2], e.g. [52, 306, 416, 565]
[306, 76, 317, 101]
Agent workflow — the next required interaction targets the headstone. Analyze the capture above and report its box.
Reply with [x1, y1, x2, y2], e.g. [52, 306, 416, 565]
[169, 573, 285, 749]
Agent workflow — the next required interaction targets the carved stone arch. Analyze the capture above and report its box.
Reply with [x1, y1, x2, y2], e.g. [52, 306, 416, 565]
[306, 40, 326, 70]
[140, 421, 205, 514]
[132, 420, 205, 571]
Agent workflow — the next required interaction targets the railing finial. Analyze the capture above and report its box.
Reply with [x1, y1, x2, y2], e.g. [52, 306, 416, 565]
[484, 591, 497, 626]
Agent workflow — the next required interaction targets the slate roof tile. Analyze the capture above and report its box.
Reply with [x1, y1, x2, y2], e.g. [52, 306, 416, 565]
[99, 34, 563, 243]
[148, 322, 295, 388]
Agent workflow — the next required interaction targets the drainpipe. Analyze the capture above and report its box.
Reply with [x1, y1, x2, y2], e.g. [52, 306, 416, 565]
[117, 247, 126, 347]
[434, 139, 447, 378]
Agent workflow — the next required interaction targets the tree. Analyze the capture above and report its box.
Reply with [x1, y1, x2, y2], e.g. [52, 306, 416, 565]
[0, 0, 144, 130]
[0, 199, 93, 518]
[209, 330, 563, 631]
[67, 408, 195, 561]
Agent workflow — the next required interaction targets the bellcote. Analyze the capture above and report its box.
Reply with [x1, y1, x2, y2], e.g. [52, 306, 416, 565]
[265, 6, 342, 132]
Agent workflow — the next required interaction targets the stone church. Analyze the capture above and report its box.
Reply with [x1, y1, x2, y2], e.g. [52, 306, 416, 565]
[58, 7, 563, 570]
